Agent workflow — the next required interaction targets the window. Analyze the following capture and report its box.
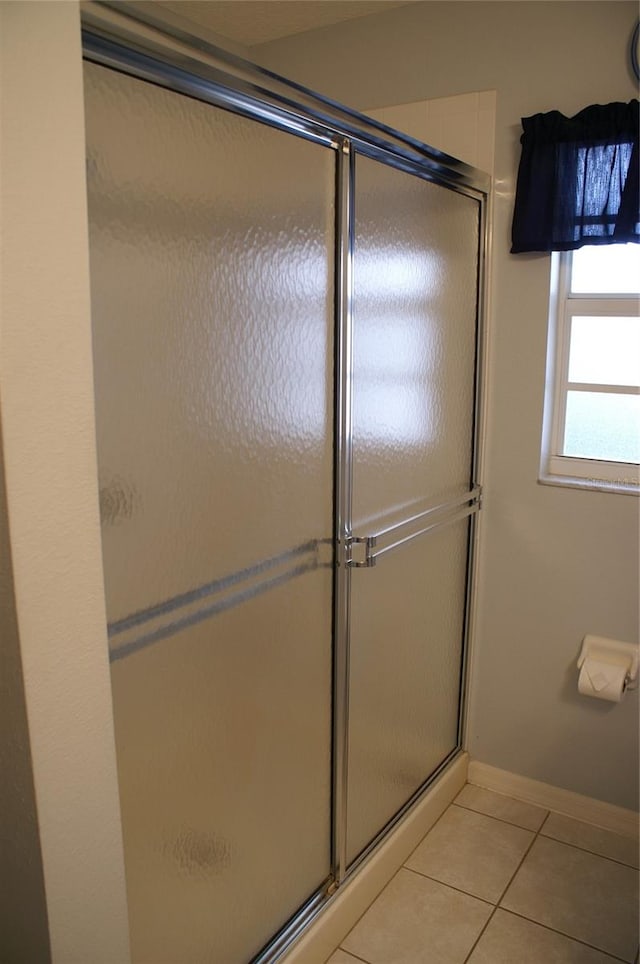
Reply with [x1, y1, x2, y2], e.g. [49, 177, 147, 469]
[541, 243, 640, 493]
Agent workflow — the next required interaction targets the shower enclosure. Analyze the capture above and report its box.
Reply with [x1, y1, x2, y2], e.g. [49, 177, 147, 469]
[82, 6, 488, 962]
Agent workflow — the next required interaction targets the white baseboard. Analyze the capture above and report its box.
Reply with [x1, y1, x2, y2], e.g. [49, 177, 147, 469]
[282, 752, 469, 964]
[468, 761, 639, 841]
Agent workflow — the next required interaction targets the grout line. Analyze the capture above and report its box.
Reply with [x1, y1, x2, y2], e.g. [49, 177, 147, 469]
[401, 800, 457, 866]
[460, 902, 498, 960]
[461, 813, 543, 963]
[537, 829, 640, 870]
[467, 781, 640, 846]
[498, 908, 634, 963]
[535, 834, 640, 875]
[402, 865, 495, 906]
[451, 800, 548, 833]
[455, 800, 639, 869]
[496, 825, 541, 905]
[334, 949, 371, 964]
[328, 866, 406, 952]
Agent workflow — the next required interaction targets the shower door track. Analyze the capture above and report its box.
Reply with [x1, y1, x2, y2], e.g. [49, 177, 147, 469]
[81, 5, 490, 961]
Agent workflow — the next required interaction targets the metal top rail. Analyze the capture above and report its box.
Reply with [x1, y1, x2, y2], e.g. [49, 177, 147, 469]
[81, 0, 491, 197]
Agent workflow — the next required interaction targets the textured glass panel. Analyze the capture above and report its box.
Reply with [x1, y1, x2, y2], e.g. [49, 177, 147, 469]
[111, 570, 333, 964]
[568, 317, 640, 387]
[346, 159, 478, 866]
[351, 155, 480, 529]
[571, 244, 640, 294]
[346, 520, 470, 866]
[84, 62, 334, 963]
[564, 392, 640, 463]
[84, 62, 334, 622]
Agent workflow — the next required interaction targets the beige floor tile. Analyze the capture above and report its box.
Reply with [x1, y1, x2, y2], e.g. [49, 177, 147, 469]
[455, 784, 548, 831]
[467, 909, 623, 963]
[405, 804, 534, 902]
[501, 836, 640, 962]
[342, 867, 492, 964]
[325, 950, 366, 964]
[541, 812, 640, 869]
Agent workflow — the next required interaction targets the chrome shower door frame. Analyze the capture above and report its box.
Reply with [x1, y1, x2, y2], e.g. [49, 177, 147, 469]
[81, 4, 490, 960]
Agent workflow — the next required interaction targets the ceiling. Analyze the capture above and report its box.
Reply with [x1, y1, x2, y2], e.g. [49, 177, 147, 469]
[157, 1, 412, 49]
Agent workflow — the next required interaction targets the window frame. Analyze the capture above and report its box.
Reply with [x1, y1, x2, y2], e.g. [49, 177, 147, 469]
[540, 248, 640, 495]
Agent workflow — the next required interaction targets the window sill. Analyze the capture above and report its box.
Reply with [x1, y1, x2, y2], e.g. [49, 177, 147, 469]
[538, 463, 640, 496]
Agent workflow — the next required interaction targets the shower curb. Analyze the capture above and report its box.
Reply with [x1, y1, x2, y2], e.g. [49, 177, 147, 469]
[282, 752, 468, 963]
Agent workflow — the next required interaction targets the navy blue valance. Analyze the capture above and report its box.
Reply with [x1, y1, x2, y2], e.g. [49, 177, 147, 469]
[511, 100, 639, 253]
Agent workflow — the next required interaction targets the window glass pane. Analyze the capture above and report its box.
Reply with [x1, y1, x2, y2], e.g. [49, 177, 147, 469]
[570, 243, 640, 294]
[564, 391, 640, 463]
[568, 316, 640, 387]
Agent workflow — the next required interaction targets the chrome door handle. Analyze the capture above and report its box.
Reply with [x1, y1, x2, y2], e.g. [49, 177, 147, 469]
[347, 486, 481, 568]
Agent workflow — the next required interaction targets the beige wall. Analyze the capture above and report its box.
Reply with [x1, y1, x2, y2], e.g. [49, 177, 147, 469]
[255, 1, 640, 810]
[0, 418, 51, 962]
[0, 3, 130, 959]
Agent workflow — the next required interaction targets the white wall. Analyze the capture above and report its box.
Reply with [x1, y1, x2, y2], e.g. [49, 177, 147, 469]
[255, 1, 640, 810]
[0, 3, 130, 959]
[366, 90, 496, 175]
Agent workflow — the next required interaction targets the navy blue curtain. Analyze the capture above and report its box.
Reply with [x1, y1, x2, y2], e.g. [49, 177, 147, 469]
[511, 100, 639, 253]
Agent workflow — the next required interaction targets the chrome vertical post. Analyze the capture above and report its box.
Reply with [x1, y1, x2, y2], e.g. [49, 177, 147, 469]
[458, 188, 490, 749]
[332, 139, 355, 885]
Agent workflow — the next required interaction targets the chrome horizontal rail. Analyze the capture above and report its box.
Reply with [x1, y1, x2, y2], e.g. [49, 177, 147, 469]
[367, 486, 481, 541]
[108, 538, 331, 662]
[372, 502, 479, 563]
[81, 1, 490, 196]
[348, 487, 481, 568]
[82, 29, 337, 150]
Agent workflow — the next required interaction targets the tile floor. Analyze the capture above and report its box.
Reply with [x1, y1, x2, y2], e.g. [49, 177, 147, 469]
[325, 785, 639, 964]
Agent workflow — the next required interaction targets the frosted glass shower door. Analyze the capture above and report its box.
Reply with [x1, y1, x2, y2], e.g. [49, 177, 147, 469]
[84, 62, 335, 963]
[346, 155, 481, 866]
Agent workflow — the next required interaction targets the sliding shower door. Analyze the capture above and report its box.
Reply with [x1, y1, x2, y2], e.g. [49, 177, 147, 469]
[345, 154, 481, 866]
[83, 20, 489, 958]
[84, 62, 335, 963]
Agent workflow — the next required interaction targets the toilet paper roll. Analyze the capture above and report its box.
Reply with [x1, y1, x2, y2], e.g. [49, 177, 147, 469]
[578, 658, 627, 702]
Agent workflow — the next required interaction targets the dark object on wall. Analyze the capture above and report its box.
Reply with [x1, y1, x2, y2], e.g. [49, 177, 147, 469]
[631, 21, 639, 84]
[511, 100, 639, 253]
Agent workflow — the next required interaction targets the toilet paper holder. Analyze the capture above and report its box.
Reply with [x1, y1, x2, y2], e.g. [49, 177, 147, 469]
[577, 635, 639, 692]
